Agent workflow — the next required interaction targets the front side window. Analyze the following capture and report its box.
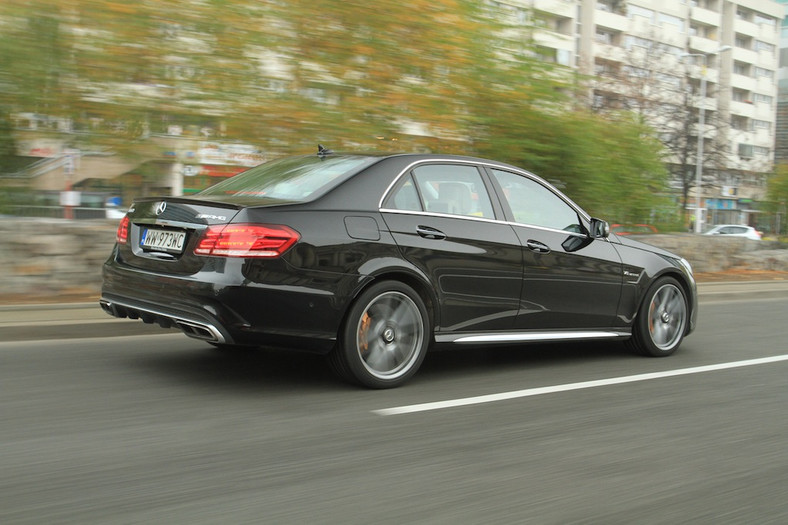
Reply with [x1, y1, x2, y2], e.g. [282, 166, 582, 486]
[491, 169, 582, 232]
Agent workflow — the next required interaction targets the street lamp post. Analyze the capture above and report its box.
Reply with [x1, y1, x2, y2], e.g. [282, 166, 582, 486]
[681, 46, 731, 233]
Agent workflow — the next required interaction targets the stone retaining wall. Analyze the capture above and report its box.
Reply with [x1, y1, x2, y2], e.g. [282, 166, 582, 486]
[3, 218, 117, 301]
[1, 218, 786, 303]
[634, 234, 788, 273]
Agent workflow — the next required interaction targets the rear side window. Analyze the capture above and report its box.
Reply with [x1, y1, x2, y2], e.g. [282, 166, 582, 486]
[389, 163, 495, 219]
[199, 155, 375, 201]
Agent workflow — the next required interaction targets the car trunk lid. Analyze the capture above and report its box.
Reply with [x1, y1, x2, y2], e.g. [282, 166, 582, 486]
[116, 197, 245, 275]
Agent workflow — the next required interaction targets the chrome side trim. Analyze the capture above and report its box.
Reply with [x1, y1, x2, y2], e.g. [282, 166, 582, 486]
[435, 331, 630, 344]
[378, 207, 590, 239]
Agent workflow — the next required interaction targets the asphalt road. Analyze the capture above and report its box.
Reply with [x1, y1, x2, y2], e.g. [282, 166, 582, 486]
[2, 295, 788, 524]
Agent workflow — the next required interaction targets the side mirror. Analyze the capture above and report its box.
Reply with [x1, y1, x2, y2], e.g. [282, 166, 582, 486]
[590, 218, 610, 239]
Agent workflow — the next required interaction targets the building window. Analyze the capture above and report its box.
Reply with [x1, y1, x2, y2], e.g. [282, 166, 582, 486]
[594, 59, 618, 77]
[753, 67, 773, 79]
[734, 62, 751, 76]
[656, 73, 681, 88]
[736, 8, 752, 22]
[628, 5, 654, 22]
[556, 49, 572, 66]
[660, 43, 683, 56]
[732, 88, 750, 102]
[624, 65, 650, 78]
[753, 146, 770, 156]
[731, 116, 749, 131]
[624, 35, 652, 49]
[738, 144, 754, 158]
[754, 40, 775, 54]
[753, 119, 771, 131]
[658, 13, 684, 32]
[691, 24, 717, 39]
[597, 0, 625, 15]
[754, 14, 776, 26]
[735, 34, 752, 49]
[596, 28, 614, 44]
[753, 93, 773, 106]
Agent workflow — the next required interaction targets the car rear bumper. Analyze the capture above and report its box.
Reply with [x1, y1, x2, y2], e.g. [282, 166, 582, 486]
[100, 293, 231, 343]
[101, 258, 349, 353]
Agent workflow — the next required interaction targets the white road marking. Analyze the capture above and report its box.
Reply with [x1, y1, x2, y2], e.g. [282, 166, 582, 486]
[373, 354, 788, 416]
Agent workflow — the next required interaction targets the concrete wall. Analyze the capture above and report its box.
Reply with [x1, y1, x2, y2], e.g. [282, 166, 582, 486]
[2, 218, 117, 302]
[636, 234, 788, 273]
[1, 218, 786, 303]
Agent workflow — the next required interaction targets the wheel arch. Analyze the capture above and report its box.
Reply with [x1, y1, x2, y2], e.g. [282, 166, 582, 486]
[651, 267, 697, 336]
[342, 267, 439, 344]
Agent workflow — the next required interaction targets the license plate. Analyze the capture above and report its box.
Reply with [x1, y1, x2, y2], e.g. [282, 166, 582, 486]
[140, 228, 186, 253]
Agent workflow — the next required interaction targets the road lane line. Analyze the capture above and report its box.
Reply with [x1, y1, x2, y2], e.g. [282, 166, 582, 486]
[373, 354, 788, 416]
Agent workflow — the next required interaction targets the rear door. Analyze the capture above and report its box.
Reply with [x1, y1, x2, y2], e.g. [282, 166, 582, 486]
[381, 162, 523, 333]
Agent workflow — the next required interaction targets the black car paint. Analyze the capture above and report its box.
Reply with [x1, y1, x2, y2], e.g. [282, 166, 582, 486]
[101, 153, 697, 356]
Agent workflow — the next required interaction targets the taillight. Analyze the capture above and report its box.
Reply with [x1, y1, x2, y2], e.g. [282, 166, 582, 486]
[116, 215, 130, 244]
[195, 223, 300, 258]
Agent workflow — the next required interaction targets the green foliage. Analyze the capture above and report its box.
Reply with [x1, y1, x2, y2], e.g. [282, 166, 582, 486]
[766, 164, 788, 210]
[557, 112, 670, 223]
[474, 106, 670, 223]
[0, 116, 15, 159]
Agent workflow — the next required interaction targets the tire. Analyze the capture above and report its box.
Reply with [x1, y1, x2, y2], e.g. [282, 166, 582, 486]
[330, 281, 430, 389]
[628, 276, 688, 357]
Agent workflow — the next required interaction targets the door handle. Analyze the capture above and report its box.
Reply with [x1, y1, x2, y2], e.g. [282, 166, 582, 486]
[416, 226, 446, 240]
[526, 240, 550, 254]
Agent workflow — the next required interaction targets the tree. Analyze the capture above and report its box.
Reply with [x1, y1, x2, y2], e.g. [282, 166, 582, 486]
[766, 164, 788, 234]
[589, 35, 733, 225]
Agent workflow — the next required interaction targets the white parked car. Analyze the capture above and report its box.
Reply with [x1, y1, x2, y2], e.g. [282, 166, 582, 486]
[703, 224, 762, 240]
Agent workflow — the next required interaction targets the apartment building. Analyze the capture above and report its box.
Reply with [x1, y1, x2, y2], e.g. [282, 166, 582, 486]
[774, 0, 788, 163]
[503, 0, 782, 228]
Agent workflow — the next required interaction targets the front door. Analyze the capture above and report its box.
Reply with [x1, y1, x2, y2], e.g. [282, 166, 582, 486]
[487, 168, 623, 329]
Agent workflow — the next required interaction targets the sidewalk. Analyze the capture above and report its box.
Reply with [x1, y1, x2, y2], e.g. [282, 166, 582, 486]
[2, 280, 787, 342]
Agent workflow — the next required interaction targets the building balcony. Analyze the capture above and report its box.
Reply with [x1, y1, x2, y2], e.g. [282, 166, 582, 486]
[730, 100, 757, 118]
[685, 67, 721, 85]
[733, 19, 777, 42]
[731, 74, 757, 92]
[531, 0, 575, 20]
[534, 31, 574, 51]
[594, 9, 628, 33]
[688, 36, 723, 55]
[689, 7, 721, 27]
[732, 47, 759, 66]
[594, 42, 626, 63]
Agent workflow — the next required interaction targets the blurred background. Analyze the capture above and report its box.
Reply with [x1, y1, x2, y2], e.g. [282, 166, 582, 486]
[0, 0, 787, 234]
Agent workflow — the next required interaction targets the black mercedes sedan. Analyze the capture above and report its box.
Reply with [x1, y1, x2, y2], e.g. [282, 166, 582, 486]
[101, 149, 697, 388]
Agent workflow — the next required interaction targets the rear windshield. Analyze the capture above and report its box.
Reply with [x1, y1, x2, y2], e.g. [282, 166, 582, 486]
[198, 155, 376, 201]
